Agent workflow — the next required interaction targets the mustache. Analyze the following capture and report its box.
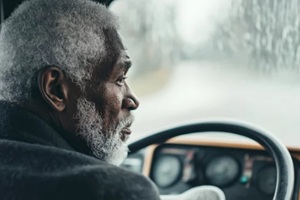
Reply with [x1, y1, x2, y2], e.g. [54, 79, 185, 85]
[119, 115, 135, 128]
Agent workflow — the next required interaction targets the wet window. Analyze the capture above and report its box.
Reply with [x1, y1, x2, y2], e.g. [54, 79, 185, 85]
[110, 0, 300, 147]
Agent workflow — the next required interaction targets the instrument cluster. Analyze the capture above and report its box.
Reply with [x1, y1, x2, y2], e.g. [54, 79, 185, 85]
[150, 144, 280, 200]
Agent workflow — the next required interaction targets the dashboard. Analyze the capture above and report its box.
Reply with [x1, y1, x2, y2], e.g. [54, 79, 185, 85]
[123, 137, 300, 200]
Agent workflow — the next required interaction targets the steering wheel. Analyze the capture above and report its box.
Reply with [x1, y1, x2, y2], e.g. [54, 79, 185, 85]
[128, 120, 294, 200]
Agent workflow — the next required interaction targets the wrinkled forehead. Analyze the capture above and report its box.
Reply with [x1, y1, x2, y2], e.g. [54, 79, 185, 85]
[103, 28, 130, 67]
[90, 29, 130, 81]
[103, 29, 127, 55]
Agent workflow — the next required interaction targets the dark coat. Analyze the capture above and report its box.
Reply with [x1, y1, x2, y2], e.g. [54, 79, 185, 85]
[0, 101, 160, 200]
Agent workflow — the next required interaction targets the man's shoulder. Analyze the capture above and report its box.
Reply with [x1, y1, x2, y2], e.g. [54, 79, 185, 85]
[45, 162, 160, 200]
[0, 139, 160, 200]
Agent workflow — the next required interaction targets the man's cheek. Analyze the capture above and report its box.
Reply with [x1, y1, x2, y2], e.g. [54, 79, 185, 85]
[107, 100, 122, 119]
[102, 112, 119, 132]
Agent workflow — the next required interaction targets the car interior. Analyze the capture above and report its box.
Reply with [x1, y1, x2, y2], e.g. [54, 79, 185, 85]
[1, 0, 300, 200]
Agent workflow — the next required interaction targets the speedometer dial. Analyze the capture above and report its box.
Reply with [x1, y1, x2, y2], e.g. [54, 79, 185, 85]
[257, 166, 276, 195]
[205, 156, 239, 186]
[152, 155, 182, 188]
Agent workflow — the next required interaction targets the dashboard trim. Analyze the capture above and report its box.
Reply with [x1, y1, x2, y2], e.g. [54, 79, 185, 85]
[142, 137, 300, 200]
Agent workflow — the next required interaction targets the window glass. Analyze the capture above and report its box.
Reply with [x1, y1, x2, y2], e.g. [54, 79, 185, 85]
[110, 0, 300, 147]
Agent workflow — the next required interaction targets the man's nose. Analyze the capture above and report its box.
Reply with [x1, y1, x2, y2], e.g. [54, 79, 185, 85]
[123, 92, 140, 110]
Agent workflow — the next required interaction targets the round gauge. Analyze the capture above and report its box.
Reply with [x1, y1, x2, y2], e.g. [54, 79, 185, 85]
[205, 156, 239, 186]
[152, 155, 182, 188]
[257, 166, 277, 195]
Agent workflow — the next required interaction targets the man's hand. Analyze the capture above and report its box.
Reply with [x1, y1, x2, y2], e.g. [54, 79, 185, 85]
[160, 185, 225, 200]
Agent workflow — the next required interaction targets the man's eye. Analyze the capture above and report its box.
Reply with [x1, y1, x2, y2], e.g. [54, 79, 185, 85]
[117, 75, 127, 85]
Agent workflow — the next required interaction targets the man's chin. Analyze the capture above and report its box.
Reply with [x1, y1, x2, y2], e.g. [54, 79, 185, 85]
[107, 144, 128, 166]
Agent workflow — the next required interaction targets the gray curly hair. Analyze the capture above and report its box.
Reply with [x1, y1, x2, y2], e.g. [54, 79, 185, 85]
[0, 0, 118, 103]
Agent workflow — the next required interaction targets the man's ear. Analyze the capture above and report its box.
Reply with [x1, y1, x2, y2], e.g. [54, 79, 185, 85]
[37, 66, 69, 112]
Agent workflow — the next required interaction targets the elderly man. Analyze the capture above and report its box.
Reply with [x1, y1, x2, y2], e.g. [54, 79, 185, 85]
[0, 0, 160, 199]
[0, 0, 227, 199]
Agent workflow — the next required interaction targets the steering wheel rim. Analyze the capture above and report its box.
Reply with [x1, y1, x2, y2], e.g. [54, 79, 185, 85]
[128, 121, 294, 200]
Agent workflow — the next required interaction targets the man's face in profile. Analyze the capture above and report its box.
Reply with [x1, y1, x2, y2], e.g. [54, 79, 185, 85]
[67, 31, 139, 165]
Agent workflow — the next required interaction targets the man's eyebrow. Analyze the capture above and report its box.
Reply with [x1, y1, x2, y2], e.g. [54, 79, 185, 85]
[124, 60, 132, 70]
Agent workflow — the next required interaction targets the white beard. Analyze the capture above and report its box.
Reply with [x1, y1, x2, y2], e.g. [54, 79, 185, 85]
[74, 97, 133, 166]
